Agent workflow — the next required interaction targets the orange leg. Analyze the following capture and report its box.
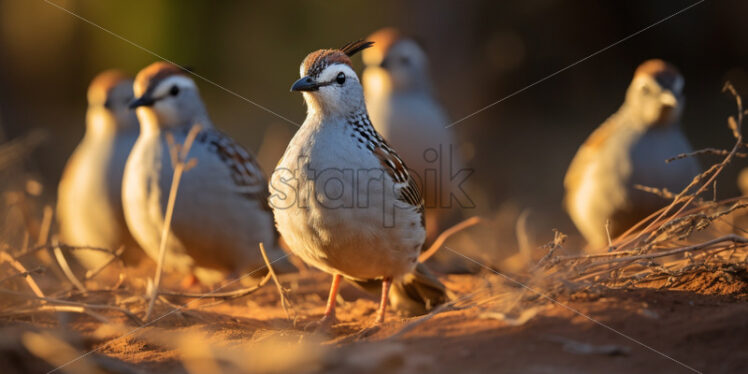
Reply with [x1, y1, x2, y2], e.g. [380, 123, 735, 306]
[180, 273, 199, 289]
[321, 273, 342, 324]
[375, 277, 392, 324]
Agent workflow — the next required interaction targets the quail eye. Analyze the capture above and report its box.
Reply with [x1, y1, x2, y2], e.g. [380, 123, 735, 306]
[641, 85, 651, 95]
[170, 85, 180, 96]
[336, 72, 346, 85]
[400, 57, 410, 65]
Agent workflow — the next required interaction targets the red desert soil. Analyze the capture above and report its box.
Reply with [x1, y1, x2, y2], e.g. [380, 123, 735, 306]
[1, 266, 746, 374]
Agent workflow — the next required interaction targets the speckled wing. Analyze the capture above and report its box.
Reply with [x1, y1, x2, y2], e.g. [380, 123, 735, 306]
[347, 112, 425, 215]
[196, 128, 271, 210]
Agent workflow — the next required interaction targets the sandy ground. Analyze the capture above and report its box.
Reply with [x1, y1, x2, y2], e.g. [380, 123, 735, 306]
[1, 263, 746, 374]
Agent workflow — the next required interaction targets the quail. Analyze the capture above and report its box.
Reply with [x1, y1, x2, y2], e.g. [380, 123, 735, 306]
[361, 28, 464, 244]
[271, 41, 447, 326]
[123, 62, 293, 285]
[564, 59, 700, 249]
[57, 70, 141, 270]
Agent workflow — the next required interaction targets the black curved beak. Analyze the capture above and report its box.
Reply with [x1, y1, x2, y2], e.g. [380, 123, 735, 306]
[290, 76, 319, 92]
[129, 96, 155, 109]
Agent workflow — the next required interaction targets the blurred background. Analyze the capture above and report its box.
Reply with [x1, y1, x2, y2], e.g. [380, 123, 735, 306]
[1, 0, 747, 248]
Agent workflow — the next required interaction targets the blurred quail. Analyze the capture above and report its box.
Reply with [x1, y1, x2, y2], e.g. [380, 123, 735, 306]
[564, 59, 700, 250]
[124, 62, 293, 285]
[362, 28, 464, 245]
[57, 70, 141, 270]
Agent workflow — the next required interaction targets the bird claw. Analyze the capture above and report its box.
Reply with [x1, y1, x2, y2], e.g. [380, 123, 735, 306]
[305, 314, 336, 333]
[180, 274, 199, 289]
[353, 324, 381, 341]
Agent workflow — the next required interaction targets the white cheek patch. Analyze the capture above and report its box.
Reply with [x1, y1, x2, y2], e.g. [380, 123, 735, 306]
[153, 99, 179, 123]
[152, 76, 198, 99]
[318, 64, 359, 84]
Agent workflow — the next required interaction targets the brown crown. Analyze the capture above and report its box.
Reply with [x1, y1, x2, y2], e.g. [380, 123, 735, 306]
[301, 40, 374, 77]
[133, 61, 188, 97]
[87, 69, 131, 104]
[634, 59, 682, 89]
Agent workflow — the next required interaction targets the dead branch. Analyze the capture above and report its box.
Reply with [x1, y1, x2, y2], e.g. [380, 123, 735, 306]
[0, 289, 143, 325]
[1, 304, 110, 323]
[0, 250, 45, 298]
[52, 240, 87, 294]
[590, 235, 747, 266]
[159, 271, 272, 300]
[13, 243, 118, 260]
[85, 246, 125, 280]
[666, 148, 747, 163]
[0, 265, 44, 284]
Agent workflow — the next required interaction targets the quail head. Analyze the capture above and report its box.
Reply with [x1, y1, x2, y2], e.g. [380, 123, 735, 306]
[123, 62, 293, 285]
[271, 41, 447, 326]
[57, 70, 142, 270]
[361, 28, 464, 247]
[564, 59, 700, 250]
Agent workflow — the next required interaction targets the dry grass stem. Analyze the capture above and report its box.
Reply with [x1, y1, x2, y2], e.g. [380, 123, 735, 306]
[85, 246, 125, 280]
[0, 288, 143, 325]
[159, 271, 272, 299]
[419, 216, 482, 262]
[52, 240, 87, 294]
[145, 123, 202, 321]
[259, 243, 293, 322]
[36, 205, 53, 246]
[0, 250, 45, 298]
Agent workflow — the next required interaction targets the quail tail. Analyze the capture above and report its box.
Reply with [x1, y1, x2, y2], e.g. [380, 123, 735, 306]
[347, 263, 449, 317]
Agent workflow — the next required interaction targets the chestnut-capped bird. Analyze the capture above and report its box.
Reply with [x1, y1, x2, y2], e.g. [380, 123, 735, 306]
[564, 59, 700, 249]
[57, 70, 141, 270]
[123, 62, 293, 285]
[271, 41, 447, 326]
[361, 28, 463, 243]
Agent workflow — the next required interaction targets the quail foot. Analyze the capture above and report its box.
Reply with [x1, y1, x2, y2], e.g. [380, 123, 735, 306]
[271, 41, 447, 328]
[57, 70, 142, 271]
[123, 62, 293, 285]
[361, 28, 466, 247]
[564, 59, 700, 250]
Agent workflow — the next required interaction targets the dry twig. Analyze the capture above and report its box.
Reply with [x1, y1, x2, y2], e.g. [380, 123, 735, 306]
[145, 123, 202, 321]
[52, 239, 87, 294]
[159, 271, 272, 300]
[0, 250, 45, 298]
[419, 216, 482, 262]
[259, 243, 294, 322]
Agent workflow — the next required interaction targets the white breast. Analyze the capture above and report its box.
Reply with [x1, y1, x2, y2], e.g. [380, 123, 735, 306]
[58, 128, 138, 269]
[271, 116, 423, 281]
